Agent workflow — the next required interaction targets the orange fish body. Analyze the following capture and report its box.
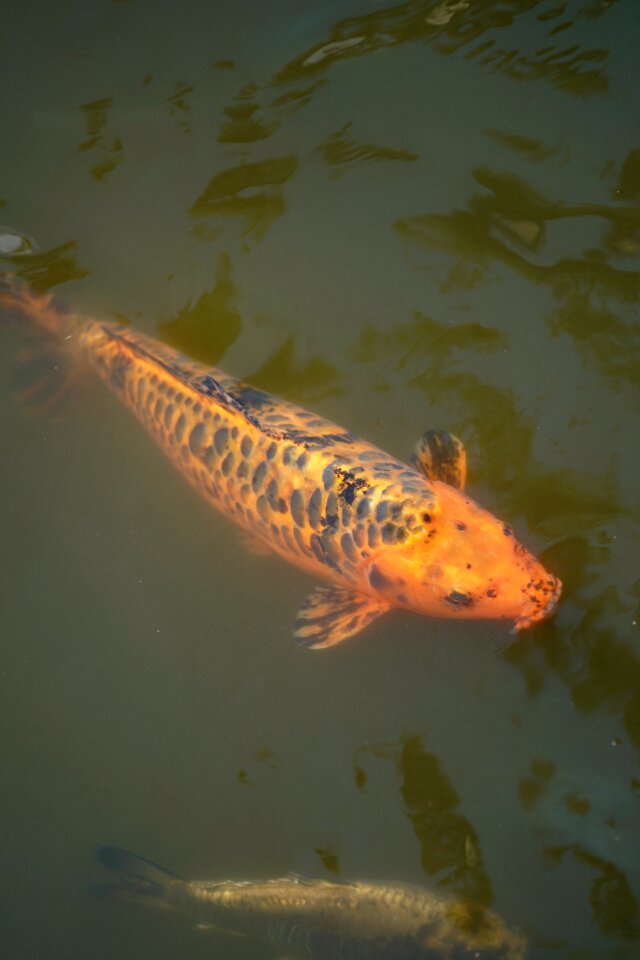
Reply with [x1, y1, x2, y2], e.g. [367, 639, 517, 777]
[3, 286, 561, 648]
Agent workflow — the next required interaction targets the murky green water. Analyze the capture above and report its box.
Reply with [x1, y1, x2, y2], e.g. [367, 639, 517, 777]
[1, 1, 639, 957]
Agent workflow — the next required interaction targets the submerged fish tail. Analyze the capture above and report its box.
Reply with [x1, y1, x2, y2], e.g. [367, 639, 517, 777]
[0, 279, 73, 339]
[94, 845, 189, 911]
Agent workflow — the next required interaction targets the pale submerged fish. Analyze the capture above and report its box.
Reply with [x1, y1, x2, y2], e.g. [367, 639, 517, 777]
[95, 845, 527, 959]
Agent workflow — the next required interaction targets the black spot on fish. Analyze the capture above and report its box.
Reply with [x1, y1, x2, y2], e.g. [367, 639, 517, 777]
[290, 489, 305, 527]
[188, 422, 207, 457]
[397, 593, 408, 604]
[503, 525, 513, 537]
[293, 526, 306, 552]
[163, 403, 175, 429]
[221, 452, 234, 477]
[455, 522, 466, 531]
[265, 442, 278, 460]
[241, 435, 253, 458]
[214, 428, 229, 455]
[335, 467, 369, 505]
[486, 588, 497, 598]
[237, 460, 249, 479]
[252, 461, 267, 493]
[422, 513, 431, 524]
[514, 542, 526, 557]
[368, 524, 380, 549]
[256, 495, 269, 523]
[445, 591, 473, 607]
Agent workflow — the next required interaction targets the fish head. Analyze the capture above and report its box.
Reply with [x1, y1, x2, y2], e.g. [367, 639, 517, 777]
[368, 480, 561, 630]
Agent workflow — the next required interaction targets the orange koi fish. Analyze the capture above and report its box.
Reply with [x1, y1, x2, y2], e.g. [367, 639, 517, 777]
[2, 284, 561, 648]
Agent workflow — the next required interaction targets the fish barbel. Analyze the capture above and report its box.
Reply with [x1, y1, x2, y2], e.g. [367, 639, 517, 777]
[1, 284, 561, 647]
[95, 845, 527, 959]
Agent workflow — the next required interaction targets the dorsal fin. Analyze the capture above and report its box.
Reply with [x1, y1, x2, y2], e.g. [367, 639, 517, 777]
[102, 327, 275, 435]
[102, 327, 354, 451]
[196, 374, 267, 431]
[411, 430, 467, 490]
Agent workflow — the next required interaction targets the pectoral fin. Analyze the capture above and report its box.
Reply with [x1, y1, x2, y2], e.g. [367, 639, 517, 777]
[294, 585, 389, 649]
[411, 430, 467, 490]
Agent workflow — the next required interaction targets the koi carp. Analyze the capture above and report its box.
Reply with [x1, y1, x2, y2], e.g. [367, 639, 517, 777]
[95, 845, 527, 959]
[1, 284, 561, 648]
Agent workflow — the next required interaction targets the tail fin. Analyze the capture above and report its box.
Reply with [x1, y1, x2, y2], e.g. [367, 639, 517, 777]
[2, 277, 86, 414]
[0, 276, 67, 338]
[94, 845, 187, 910]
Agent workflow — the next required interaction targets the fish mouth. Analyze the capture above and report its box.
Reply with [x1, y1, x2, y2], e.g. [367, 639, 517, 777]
[513, 576, 562, 631]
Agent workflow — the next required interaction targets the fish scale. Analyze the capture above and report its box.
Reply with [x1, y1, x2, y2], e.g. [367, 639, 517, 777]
[2, 284, 562, 647]
[85, 320, 421, 587]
